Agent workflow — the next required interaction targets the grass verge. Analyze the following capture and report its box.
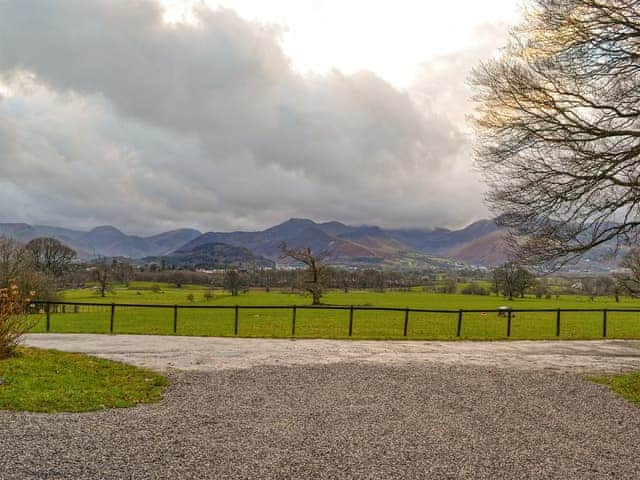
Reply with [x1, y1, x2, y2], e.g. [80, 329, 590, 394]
[588, 372, 640, 407]
[0, 347, 167, 413]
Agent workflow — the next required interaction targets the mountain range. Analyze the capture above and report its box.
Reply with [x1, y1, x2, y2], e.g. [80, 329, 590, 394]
[0, 218, 508, 269]
[0, 223, 202, 259]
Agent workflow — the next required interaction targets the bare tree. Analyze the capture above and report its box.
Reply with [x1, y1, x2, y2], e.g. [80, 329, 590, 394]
[0, 238, 28, 286]
[0, 238, 56, 301]
[533, 278, 549, 299]
[441, 275, 457, 294]
[493, 262, 532, 300]
[617, 247, 640, 296]
[24, 237, 76, 277]
[279, 243, 327, 305]
[111, 260, 135, 287]
[372, 270, 385, 293]
[91, 259, 113, 298]
[515, 268, 535, 298]
[472, 0, 640, 267]
[223, 269, 242, 296]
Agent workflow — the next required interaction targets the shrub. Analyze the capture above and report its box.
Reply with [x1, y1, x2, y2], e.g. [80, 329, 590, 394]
[0, 284, 37, 359]
[150, 284, 161, 293]
[461, 282, 489, 296]
[186, 293, 195, 303]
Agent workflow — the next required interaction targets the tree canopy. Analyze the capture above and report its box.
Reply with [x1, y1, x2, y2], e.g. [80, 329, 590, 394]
[472, 0, 640, 267]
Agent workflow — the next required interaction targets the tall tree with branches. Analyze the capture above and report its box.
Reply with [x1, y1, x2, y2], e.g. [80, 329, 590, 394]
[279, 243, 328, 305]
[25, 237, 76, 278]
[617, 247, 640, 295]
[472, 0, 640, 268]
[493, 262, 533, 300]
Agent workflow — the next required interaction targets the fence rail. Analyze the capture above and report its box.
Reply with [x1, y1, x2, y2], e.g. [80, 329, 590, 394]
[28, 301, 640, 339]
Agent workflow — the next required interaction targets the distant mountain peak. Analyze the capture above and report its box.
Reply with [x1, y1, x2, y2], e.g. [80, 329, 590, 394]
[87, 225, 125, 235]
[278, 218, 317, 227]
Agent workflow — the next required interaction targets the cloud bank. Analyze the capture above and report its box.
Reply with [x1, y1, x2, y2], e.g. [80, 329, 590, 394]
[0, 0, 505, 233]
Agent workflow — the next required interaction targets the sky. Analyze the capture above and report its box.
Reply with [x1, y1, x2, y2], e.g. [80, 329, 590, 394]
[0, 0, 520, 234]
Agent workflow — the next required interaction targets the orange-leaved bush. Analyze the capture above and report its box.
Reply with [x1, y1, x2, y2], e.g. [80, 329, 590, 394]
[0, 284, 37, 358]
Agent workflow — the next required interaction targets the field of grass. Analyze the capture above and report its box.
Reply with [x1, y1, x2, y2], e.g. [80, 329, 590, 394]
[0, 347, 167, 412]
[24, 282, 640, 340]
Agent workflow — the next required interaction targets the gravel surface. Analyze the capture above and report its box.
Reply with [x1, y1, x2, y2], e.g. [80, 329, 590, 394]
[22, 334, 640, 373]
[2, 363, 640, 479]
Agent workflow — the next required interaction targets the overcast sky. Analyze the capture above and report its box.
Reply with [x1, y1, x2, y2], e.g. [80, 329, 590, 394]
[0, 0, 520, 234]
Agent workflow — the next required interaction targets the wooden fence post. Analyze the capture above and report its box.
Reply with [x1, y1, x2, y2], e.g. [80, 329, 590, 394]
[173, 305, 178, 334]
[403, 308, 409, 337]
[291, 305, 296, 337]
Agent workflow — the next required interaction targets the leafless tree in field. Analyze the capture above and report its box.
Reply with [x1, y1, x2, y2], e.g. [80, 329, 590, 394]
[111, 260, 135, 287]
[91, 259, 113, 298]
[25, 237, 76, 277]
[223, 269, 243, 296]
[493, 262, 533, 300]
[617, 247, 640, 295]
[279, 243, 328, 305]
[0, 238, 57, 301]
[472, 0, 640, 268]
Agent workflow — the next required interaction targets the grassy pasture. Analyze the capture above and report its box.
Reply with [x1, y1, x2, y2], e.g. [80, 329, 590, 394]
[27, 282, 640, 340]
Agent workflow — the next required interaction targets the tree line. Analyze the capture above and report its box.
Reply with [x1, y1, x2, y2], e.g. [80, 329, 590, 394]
[3, 235, 640, 305]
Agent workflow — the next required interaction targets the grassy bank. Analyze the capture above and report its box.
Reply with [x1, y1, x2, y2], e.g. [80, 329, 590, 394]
[589, 372, 640, 408]
[0, 348, 167, 412]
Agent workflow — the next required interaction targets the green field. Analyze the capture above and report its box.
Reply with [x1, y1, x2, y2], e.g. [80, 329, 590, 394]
[25, 282, 640, 340]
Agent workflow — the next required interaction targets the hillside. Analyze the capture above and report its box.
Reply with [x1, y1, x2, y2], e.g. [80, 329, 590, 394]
[444, 230, 509, 266]
[179, 218, 502, 268]
[145, 242, 275, 269]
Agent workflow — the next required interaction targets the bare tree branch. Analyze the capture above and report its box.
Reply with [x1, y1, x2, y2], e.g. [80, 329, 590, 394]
[472, 0, 640, 269]
[279, 242, 328, 305]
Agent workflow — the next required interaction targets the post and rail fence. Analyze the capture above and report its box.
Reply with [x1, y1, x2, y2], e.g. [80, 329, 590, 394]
[27, 300, 640, 339]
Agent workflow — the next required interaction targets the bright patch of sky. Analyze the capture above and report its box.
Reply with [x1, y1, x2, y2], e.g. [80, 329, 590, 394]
[161, 0, 520, 87]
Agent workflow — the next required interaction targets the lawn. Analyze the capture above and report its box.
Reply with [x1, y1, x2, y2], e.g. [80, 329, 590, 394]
[0, 347, 167, 412]
[25, 282, 640, 340]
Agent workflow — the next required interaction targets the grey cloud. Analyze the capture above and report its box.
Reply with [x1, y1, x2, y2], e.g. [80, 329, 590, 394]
[410, 22, 511, 129]
[0, 0, 490, 234]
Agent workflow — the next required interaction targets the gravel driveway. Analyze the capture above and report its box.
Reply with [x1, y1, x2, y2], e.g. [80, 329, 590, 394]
[2, 335, 640, 479]
[22, 334, 640, 373]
